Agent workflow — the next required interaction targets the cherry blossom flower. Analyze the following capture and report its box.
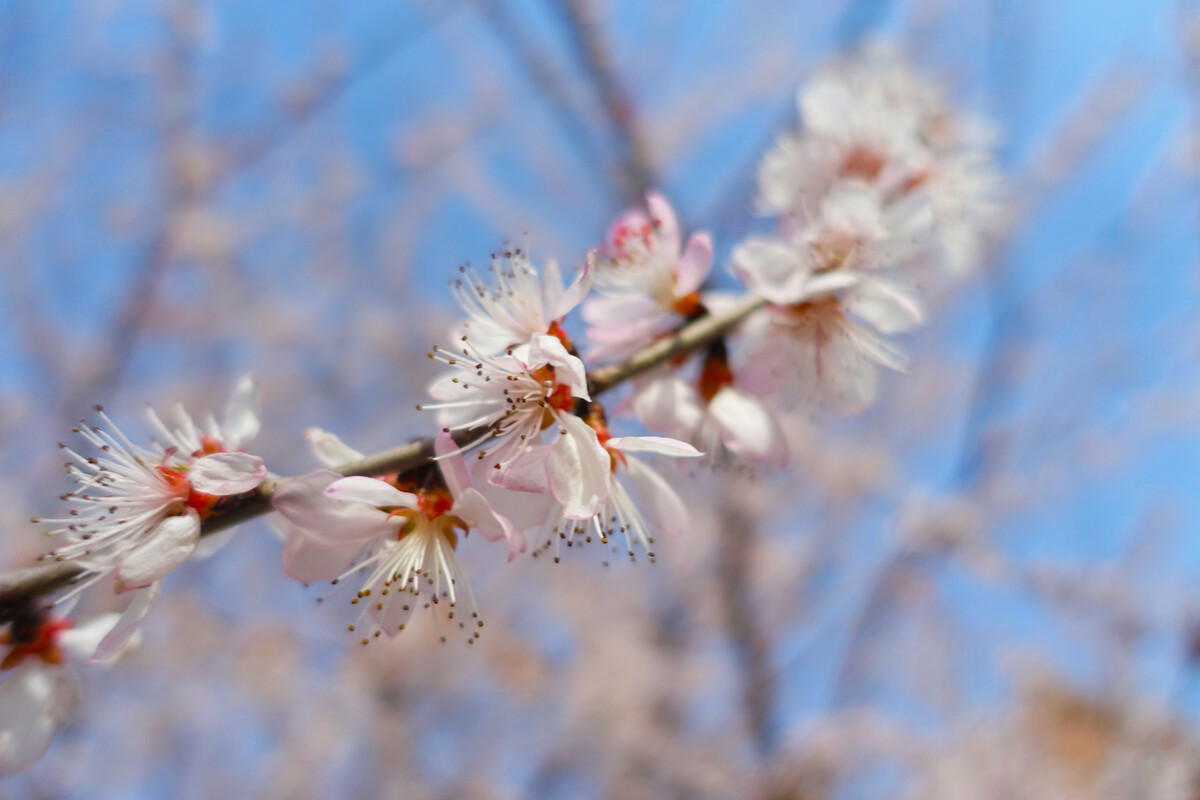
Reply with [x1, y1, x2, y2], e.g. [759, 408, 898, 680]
[756, 47, 999, 278]
[35, 377, 267, 593]
[733, 182, 924, 304]
[272, 432, 524, 642]
[516, 409, 703, 563]
[424, 330, 609, 511]
[732, 184, 923, 413]
[451, 246, 592, 355]
[425, 248, 621, 521]
[0, 611, 123, 777]
[735, 287, 921, 414]
[583, 192, 713, 357]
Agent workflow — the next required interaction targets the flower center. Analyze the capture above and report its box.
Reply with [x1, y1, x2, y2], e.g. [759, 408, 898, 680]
[195, 434, 225, 457]
[841, 145, 886, 182]
[698, 352, 734, 404]
[156, 464, 220, 520]
[609, 217, 658, 261]
[1, 616, 73, 670]
[416, 487, 454, 520]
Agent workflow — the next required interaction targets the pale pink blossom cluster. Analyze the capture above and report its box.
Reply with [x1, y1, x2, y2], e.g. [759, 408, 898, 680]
[736, 46, 1000, 413]
[1, 50, 999, 776]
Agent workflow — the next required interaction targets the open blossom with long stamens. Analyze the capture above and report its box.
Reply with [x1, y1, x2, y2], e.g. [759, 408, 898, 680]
[35, 377, 267, 593]
[424, 331, 607, 516]
[451, 246, 593, 355]
[425, 248, 617, 520]
[272, 432, 521, 642]
[524, 415, 703, 564]
[583, 192, 713, 357]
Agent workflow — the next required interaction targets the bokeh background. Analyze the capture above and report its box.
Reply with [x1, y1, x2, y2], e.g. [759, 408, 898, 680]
[3, 0, 1200, 797]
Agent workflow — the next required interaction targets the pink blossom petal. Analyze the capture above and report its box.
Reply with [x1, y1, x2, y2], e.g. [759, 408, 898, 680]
[272, 471, 392, 545]
[282, 530, 366, 586]
[305, 428, 364, 468]
[607, 436, 702, 458]
[115, 512, 201, 592]
[92, 582, 160, 664]
[490, 445, 553, 495]
[189, 452, 266, 495]
[547, 414, 610, 519]
[582, 292, 661, 324]
[646, 192, 682, 256]
[452, 487, 525, 561]
[474, 461, 555, 530]
[675, 232, 713, 296]
[325, 476, 418, 509]
[623, 456, 690, 539]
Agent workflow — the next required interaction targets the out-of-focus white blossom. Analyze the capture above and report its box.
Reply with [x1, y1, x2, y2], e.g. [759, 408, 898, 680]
[756, 44, 1000, 276]
[0, 612, 124, 777]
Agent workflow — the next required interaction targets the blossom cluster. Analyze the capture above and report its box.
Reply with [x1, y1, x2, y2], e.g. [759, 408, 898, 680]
[0, 50, 999, 776]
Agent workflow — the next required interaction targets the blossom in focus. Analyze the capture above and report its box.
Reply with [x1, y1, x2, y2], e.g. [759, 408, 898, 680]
[451, 246, 592, 355]
[517, 408, 703, 562]
[273, 432, 523, 641]
[36, 376, 266, 593]
[0, 612, 122, 777]
[426, 251, 616, 519]
[583, 192, 713, 357]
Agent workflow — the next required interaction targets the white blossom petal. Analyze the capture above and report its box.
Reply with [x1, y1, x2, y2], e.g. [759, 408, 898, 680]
[0, 664, 75, 777]
[189, 451, 266, 495]
[528, 333, 590, 401]
[623, 456, 690, 539]
[452, 487, 525, 560]
[115, 511, 201, 592]
[708, 387, 784, 462]
[434, 430, 470, 498]
[546, 414, 610, 519]
[325, 477, 418, 510]
[675, 231, 713, 296]
[92, 582, 160, 664]
[220, 373, 261, 448]
[305, 428, 365, 468]
[607, 436, 703, 458]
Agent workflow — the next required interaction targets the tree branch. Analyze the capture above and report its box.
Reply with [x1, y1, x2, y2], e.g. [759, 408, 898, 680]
[0, 292, 767, 616]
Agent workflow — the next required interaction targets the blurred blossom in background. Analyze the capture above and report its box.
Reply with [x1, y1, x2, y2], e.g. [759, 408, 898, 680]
[3, 0, 1200, 797]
